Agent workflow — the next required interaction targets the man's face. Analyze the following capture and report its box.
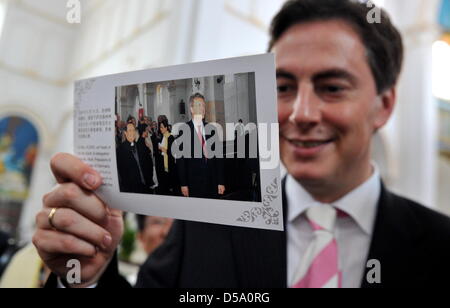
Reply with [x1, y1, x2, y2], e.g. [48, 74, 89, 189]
[273, 20, 393, 190]
[191, 98, 206, 119]
[138, 217, 173, 255]
[125, 124, 136, 143]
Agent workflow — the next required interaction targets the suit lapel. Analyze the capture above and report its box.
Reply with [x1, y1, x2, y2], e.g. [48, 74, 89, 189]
[361, 183, 425, 288]
[231, 178, 288, 288]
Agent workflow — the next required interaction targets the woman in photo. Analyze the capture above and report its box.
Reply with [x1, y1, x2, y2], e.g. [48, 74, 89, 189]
[156, 119, 177, 195]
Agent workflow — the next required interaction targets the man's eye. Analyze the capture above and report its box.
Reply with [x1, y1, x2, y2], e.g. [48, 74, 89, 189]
[277, 85, 294, 93]
[318, 85, 344, 93]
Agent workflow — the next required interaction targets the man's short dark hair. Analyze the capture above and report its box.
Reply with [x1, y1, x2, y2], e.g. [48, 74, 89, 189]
[268, 0, 404, 94]
[189, 93, 206, 105]
[138, 124, 147, 136]
[158, 115, 168, 123]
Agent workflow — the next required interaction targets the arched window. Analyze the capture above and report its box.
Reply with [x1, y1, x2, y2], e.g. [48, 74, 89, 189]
[0, 116, 39, 236]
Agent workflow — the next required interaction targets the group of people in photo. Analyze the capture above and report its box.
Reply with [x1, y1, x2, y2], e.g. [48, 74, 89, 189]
[116, 112, 178, 196]
[115, 93, 261, 201]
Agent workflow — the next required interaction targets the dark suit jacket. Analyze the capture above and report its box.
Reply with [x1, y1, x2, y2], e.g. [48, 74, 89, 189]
[46, 179, 450, 288]
[176, 120, 224, 198]
[116, 139, 154, 194]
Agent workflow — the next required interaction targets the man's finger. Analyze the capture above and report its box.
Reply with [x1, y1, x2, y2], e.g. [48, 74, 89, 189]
[36, 208, 112, 251]
[43, 183, 108, 225]
[50, 153, 102, 191]
[33, 229, 97, 258]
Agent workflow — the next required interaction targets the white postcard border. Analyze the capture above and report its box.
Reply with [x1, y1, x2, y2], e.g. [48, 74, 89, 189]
[74, 54, 283, 231]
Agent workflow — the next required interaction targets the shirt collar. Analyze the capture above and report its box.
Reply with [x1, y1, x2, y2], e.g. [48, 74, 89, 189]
[286, 163, 381, 236]
[193, 119, 204, 127]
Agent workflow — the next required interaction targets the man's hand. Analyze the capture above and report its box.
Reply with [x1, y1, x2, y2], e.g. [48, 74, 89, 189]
[218, 185, 225, 195]
[181, 186, 189, 197]
[32, 153, 123, 288]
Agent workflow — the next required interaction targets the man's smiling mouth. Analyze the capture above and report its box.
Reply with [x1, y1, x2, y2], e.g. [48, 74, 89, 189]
[284, 137, 337, 149]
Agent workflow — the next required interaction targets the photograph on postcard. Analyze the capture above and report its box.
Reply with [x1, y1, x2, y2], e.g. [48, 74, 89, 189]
[114, 73, 262, 203]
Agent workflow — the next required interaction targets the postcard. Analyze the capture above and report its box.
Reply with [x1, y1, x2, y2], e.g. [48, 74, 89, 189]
[74, 54, 283, 231]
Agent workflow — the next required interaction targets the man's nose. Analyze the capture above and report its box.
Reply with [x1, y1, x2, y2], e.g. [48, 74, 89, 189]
[289, 83, 321, 128]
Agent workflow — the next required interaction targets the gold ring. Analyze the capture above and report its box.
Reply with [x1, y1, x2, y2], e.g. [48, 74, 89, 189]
[48, 208, 58, 230]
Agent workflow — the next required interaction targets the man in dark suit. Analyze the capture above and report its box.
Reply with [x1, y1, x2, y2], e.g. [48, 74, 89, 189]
[116, 123, 154, 194]
[35, 0, 450, 288]
[177, 93, 225, 199]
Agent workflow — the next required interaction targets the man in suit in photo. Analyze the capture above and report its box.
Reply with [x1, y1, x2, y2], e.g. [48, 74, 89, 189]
[116, 123, 154, 194]
[34, 0, 450, 288]
[177, 93, 225, 199]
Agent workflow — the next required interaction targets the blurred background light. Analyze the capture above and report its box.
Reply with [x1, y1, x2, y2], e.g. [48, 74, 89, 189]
[371, 0, 386, 8]
[433, 38, 450, 101]
[0, 0, 8, 39]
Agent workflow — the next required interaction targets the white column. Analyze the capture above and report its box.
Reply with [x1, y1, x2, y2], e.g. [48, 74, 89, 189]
[381, 0, 440, 207]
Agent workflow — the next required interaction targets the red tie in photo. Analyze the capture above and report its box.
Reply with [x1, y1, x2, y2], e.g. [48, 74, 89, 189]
[197, 125, 208, 160]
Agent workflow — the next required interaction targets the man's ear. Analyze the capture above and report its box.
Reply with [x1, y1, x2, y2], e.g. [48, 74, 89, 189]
[374, 87, 396, 131]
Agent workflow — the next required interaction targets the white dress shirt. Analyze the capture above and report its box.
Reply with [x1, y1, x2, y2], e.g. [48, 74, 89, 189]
[286, 165, 381, 288]
[193, 119, 206, 140]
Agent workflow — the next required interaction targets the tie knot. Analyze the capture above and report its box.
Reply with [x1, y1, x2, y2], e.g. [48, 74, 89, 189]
[306, 204, 337, 232]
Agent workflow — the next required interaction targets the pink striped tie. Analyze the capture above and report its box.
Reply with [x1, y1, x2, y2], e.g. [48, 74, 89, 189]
[292, 204, 341, 288]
